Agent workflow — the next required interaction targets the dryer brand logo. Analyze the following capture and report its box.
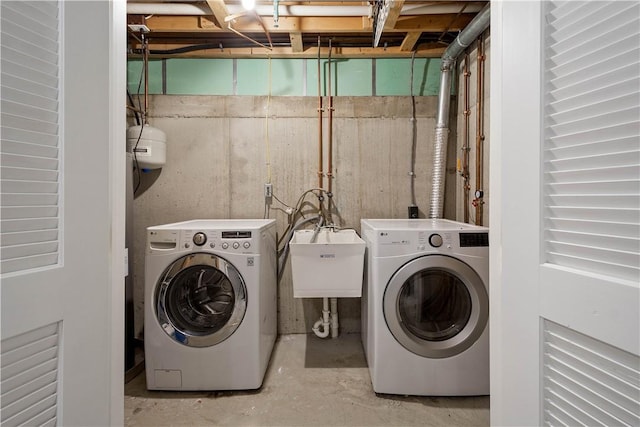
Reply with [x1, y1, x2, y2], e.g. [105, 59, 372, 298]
[247, 257, 255, 266]
[320, 254, 336, 259]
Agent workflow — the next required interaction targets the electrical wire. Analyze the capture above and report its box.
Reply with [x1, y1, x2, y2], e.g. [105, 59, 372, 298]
[263, 56, 273, 219]
[265, 56, 272, 184]
[271, 193, 292, 210]
[276, 188, 328, 249]
[132, 123, 145, 195]
[409, 51, 418, 207]
[127, 89, 141, 126]
[132, 53, 146, 196]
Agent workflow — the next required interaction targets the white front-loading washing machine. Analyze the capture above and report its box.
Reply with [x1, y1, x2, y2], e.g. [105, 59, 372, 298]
[361, 219, 489, 396]
[144, 219, 277, 391]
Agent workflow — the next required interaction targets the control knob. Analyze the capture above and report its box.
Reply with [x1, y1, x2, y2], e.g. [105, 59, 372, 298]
[429, 233, 443, 248]
[193, 232, 207, 246]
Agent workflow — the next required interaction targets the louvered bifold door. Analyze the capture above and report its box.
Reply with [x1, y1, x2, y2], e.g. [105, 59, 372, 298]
[1, 0, 61, 275]
[1, 323, 60, 426]
[1, 1, 63, 425]
[543, 0, 639, 282]
[541, 1, 640, 425]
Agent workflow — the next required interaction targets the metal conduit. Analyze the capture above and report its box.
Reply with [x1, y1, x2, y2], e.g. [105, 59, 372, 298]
[429, 3, 490, 219]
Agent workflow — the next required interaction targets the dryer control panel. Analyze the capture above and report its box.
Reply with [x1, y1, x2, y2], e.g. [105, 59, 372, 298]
[363, 228, 488, 258]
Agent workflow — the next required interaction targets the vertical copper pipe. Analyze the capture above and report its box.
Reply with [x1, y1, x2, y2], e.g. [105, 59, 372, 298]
[317, 37, 324, 190]
[462, 53, 471, 223]
[143, 33, 149, 124]
[475, 34, 485, 226]
[327, 39, 333, 194]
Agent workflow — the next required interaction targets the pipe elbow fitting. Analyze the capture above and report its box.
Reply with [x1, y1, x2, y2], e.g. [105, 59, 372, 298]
[312, 318, 330, 338]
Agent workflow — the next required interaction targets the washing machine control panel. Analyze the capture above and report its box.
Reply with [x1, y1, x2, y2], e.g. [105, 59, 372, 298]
[182, 229, 257, 254]
[147, 228, 260, 253]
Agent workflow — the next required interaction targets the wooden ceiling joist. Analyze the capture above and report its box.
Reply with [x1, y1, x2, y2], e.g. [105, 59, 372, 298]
[127, 1, 488, 58]
[384, 0, 405, 30]
[290, 31, 304, 53]
[142, 13, 474, 35]
[400, 32, 422, 52]
[205, 0, 229, 27]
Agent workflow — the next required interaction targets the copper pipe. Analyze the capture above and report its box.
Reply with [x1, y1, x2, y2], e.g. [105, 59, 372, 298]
[462, 52, 471, 224]
[475, 34, 485, 226]
[327, 39, 334, 195]
[317, 37, 324, 190]
[143, 33, 149, 124]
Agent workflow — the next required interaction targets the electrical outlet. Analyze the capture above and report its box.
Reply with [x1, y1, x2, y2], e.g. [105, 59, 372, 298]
[128, 24, 150, 33]
[264, 183, 273, 198]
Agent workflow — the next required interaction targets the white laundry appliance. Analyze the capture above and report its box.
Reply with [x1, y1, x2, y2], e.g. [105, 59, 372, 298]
[144, 219, 277, 391]
[361, 219, 489, 396]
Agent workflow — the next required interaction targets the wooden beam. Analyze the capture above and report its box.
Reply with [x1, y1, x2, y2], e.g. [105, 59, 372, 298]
[132, 44, 446, 59]
[400, 31, 421, 52]
[384, 0, 405, 29]
[290, 31, 304, 53]
[144, 13, 474, 34]
[205, 0, 229, 27]
[394, 14, 473, 32]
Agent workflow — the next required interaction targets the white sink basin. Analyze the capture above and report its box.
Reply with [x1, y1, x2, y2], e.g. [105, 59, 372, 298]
[289, 229, 366, 298]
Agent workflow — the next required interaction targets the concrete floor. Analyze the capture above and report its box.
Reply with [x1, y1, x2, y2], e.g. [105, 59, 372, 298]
[125, 334, 489, 426]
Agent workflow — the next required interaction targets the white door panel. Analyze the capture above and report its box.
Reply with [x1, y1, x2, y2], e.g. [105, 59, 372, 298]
[491, 1, 640, 426]
[1, 1, 125, 425]
[540, 266, 639, 356]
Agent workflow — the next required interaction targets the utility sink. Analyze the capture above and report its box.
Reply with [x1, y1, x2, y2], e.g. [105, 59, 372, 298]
[289, 229, 366, 298]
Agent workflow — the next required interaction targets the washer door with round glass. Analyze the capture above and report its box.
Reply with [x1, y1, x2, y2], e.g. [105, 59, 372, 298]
[155, 253, 247, 347]
[383, 255, 488, 359]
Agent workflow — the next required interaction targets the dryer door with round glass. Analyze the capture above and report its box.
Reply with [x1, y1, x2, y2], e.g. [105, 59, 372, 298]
[155, 253, 247, 347]
[383, 254, 488, 359]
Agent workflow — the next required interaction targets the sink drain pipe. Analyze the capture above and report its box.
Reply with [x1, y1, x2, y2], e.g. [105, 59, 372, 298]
[313, 297, 331, 338]
[429, 4, 490, 219]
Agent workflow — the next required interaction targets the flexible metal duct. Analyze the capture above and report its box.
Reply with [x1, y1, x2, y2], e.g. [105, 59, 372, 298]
[429, 4, 490, 219]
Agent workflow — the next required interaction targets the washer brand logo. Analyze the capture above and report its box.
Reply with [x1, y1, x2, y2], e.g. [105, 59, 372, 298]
[320, 254, 336, 259]
[380, 232, 388, 236]
[247, 257, 255, 266]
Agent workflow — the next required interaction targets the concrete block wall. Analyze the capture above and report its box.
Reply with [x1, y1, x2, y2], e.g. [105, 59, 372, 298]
[132, 95, 458, 337]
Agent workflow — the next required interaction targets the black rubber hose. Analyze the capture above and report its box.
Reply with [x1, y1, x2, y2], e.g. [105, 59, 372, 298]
[126, 89, 141, 126]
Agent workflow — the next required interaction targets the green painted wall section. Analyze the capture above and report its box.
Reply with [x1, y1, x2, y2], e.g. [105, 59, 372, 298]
[334, 59, 372, 96]
[376, 58, 442, 96]
[127, 58, 443, 96]
[237, 58, 305, 95]
[166, 59, 233, 95]
[127, 59, 163, 94]
[306, 59, 373, 96]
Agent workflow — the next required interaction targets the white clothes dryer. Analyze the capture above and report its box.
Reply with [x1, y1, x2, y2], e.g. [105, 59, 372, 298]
[361, 219, 489, 396]
[144, 219, 277, 391]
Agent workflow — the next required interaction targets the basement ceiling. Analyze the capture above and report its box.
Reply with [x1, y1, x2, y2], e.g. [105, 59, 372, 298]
[127, 1, 489, 58]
